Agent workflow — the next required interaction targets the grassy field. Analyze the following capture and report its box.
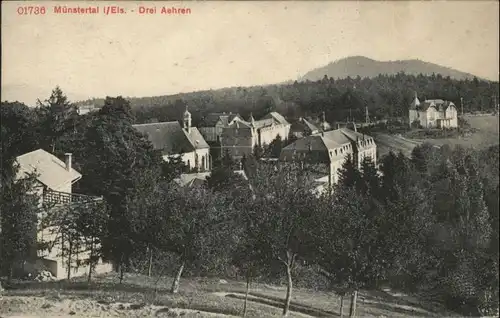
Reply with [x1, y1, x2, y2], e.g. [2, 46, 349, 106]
[418, 114, 499, 149]
[0, 273, 458, 318]
[372, 133, 422, 158]
[373, 114, 499, 158]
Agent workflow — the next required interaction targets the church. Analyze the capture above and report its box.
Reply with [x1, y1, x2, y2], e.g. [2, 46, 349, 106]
[133, 108, 211, 171]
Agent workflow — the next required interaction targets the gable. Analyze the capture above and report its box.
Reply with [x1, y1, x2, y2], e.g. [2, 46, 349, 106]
[15, 149, 82, 191]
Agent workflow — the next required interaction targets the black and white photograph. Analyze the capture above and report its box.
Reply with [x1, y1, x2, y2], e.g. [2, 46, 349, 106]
[1, 1, 499, 317]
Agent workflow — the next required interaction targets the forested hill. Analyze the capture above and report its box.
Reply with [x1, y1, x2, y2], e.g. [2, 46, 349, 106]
[74, 73, 499, 125]
[300, 56, 481, 82]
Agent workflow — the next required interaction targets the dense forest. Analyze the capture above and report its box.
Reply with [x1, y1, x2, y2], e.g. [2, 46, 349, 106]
[1, 87, 499, 317]
[73, 73, 500, 126]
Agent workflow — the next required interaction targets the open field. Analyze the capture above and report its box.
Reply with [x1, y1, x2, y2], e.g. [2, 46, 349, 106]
[373, 133, 423, 158]
[374, 114, 499, 158]
[0, 273, 457, 318]
[418, 114, 499, 149]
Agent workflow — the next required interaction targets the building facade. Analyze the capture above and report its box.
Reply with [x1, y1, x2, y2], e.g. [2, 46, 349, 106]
[220, 112, 291, 159]
[409, 94, 458, 128]
[15, 149, 111, 279]
[280, 127, 377, 188]
[133, 108, 211, 171]
[198, 112, 244, 142]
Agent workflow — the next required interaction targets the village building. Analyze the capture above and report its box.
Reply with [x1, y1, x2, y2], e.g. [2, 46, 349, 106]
[15, 149, 112, 280]
[133, 108, 211, 171]
[409, 93, 458, 128]
[280, 127, 377, 189]
[290, 117, 319, 138]
[198, 112, 245, 143]
[220, 111, 291, 159]
[290, 112, 332, 138]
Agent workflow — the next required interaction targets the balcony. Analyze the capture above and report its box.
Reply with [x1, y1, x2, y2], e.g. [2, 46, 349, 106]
[43, 190, 103, 206]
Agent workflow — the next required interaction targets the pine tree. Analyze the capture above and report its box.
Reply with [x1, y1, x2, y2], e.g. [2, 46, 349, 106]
[37, 87, 78, 153]
[360, 156, 380, 197]
[337, 154, 361, 190]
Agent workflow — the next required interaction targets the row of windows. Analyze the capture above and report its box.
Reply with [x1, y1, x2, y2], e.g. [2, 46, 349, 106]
[359, 138, 374, 147]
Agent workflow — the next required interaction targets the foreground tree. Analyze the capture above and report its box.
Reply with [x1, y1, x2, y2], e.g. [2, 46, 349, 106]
[245, 163, 315, 316]
[36, 87, 78, 153]
[73, 96, 162, 275]
[310, 187, 386, 317]
[133, 184, 240, 294]
[0, 169, 40, 278]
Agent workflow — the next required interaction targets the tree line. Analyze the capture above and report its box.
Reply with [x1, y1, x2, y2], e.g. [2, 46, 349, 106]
[1, 87, 498, 317]
[73, 73, 499, 126]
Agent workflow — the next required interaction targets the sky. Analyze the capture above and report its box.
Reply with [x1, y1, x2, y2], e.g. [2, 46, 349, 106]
[2, 0, 499, 105]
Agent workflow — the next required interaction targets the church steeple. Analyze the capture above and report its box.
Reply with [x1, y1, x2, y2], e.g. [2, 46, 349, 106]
[411, 91, 421, 109]
[183, 106, 192, 133]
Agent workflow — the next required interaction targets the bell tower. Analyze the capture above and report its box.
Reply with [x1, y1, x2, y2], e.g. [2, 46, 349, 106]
[183, 106, 192, 133]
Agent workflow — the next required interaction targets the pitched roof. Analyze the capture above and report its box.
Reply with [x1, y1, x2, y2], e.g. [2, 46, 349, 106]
[185, 127, 210, 149]
[301, 118, 319, 132]
[133, 121, 209, 155]
[229, 120, 253, 129]
[174, 172, 211, 187]
[264, 112, 290, 125]
[250, 118, 273, 129]
[417, 99, 456, 112]
[410, 96, 421, 110]
[174, 170, 250, 187]
[281, 128, 375, 161]
[15, 149, 81, 190]
[203, 113, 242, 127]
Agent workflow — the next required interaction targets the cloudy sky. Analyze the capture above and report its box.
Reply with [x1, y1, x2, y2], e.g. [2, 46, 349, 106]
[2, 0, 499, 105]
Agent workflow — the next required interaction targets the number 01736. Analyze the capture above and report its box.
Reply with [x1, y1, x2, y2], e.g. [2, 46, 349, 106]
[17, 6, 46, 15]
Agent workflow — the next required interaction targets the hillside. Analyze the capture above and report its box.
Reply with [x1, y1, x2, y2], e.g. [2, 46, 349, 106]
[300, 56, 481, 82]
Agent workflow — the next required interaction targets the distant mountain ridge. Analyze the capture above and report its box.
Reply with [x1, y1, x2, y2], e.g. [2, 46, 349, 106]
[300, 56, 482, 82]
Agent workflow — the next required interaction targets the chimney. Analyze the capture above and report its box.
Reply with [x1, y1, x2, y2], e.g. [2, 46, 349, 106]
[65, 153, 72, 171]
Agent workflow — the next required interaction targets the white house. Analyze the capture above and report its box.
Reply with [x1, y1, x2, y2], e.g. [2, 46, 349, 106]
[409, 93, 458, 128]
[133, 108, 211, 171]
[15, 149, 112, 279]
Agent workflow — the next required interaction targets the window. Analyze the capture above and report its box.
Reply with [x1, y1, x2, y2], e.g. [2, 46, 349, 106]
[335, 149, 338, 156]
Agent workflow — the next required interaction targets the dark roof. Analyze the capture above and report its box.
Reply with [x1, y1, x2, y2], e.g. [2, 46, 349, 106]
[417, 99, 456, 112]
[281, 128, 375, 161]
[222, 121, 254, 139]
[133, 121, 209, 155]
[305, 116, 332, 132]
[299, 118, 319, 132]
[410, 96, 421, 110]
